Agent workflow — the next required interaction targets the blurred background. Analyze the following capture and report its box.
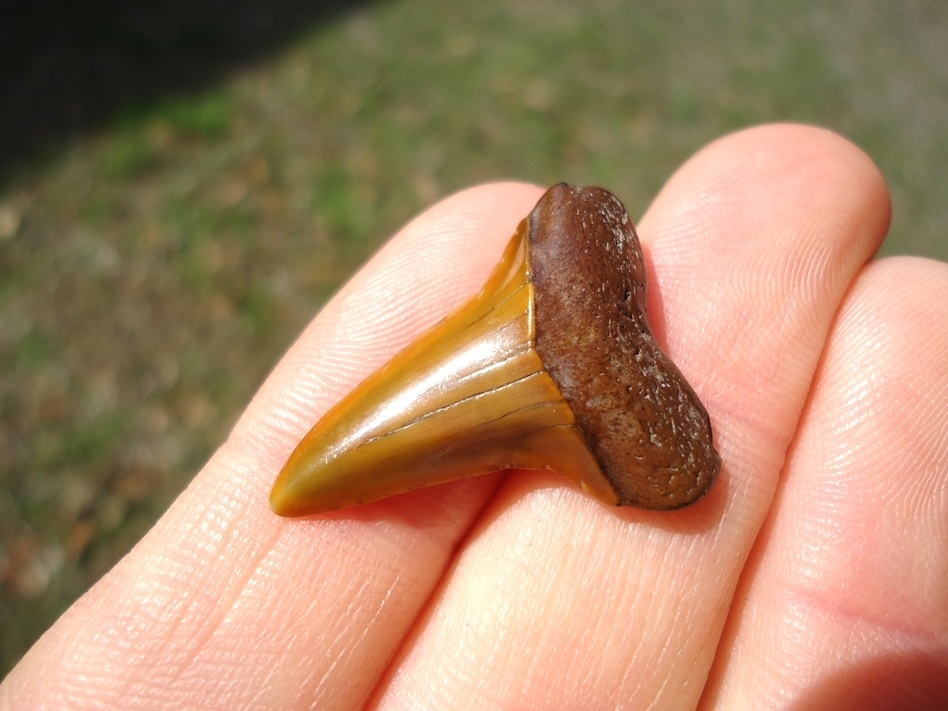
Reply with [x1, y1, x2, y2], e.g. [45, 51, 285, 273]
[1, 0, 946, 676]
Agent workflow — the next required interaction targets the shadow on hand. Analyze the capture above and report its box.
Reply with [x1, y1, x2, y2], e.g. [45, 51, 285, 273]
[788, 650, 948, 711]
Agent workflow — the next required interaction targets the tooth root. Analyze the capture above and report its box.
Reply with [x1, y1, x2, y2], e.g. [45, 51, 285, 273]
[269, 228, 617, 517]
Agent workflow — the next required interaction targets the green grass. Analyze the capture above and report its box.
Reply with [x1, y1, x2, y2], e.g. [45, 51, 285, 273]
[2, 0, 947, 678]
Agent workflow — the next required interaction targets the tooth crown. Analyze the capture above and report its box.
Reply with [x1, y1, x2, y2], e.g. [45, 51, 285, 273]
[270, 184, 720, 517]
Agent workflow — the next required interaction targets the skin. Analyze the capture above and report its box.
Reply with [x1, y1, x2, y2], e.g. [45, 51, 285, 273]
[2, 124, 947, 710]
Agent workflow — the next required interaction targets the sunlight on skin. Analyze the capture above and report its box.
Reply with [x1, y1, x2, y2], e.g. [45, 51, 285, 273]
[3, 125, 947, 710]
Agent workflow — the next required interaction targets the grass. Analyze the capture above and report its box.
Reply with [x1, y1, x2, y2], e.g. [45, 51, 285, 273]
[1, 0, 947, 678]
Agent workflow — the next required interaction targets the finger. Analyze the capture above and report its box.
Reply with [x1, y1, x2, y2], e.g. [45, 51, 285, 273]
[704, 257, 948, 709]
[372, 125, 891, 710]
[0, 182, 546, 709]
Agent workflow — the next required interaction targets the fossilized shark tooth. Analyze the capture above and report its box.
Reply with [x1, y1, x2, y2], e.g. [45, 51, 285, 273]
[270, 184, 720, 517]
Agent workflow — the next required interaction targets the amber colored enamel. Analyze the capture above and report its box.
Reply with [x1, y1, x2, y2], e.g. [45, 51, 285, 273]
[269, 225, 617, 517]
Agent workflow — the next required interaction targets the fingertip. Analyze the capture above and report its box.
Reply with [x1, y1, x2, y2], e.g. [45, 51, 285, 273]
[643, 123, 891, 245]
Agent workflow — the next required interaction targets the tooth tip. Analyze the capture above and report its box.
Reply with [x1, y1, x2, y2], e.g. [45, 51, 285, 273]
[268, 483, 292, 516]
[269, 470, 308, 517]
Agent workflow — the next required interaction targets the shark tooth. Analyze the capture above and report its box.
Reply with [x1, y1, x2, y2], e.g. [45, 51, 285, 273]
[270, 184, 720, 516]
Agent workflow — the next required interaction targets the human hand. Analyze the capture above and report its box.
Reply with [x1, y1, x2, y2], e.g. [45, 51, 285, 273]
[3, 124, 946, 709]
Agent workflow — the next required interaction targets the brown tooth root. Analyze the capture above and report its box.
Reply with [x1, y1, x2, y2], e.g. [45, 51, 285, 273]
[269, 183, 721, 517]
